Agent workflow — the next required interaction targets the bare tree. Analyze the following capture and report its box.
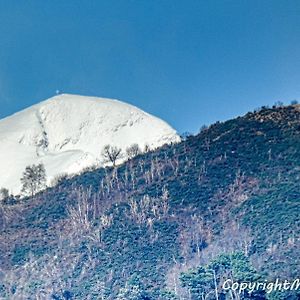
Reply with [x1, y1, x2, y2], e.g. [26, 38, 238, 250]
[101, 145, 122, 167]
[126, 143, 141, 160]
[204, 137, 210, 150]
[20, 163, 47, 197]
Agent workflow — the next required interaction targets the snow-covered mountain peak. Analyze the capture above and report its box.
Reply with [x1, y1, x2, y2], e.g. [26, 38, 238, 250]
[0, 94, 180, 194]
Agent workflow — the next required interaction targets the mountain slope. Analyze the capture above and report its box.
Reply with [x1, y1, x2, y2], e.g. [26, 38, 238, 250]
[0, 94, 180, 194]
[0, 104, 299, 299]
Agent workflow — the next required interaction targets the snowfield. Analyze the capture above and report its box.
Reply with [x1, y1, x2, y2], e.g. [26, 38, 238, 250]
[0, 94, 180, 194]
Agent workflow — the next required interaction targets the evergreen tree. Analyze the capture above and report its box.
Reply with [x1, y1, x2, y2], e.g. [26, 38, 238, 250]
[180, 266, 214, 300]
[180, 252, 264, 300]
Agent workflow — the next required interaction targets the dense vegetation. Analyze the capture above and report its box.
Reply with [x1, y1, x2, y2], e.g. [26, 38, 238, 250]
[0, 105, 299, 299]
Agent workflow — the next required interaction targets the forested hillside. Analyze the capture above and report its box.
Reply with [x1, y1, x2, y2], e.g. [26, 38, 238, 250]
[0, 105, 299, 299]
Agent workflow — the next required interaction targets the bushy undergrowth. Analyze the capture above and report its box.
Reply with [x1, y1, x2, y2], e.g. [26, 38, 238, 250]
[0, 105, 299, 299]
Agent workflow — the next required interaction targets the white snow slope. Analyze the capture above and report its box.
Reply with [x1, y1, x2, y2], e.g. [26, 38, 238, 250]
[0, 94, 180, 194]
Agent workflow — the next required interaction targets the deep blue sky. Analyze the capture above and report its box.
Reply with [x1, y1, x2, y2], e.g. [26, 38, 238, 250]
[0, 0, 299, 133]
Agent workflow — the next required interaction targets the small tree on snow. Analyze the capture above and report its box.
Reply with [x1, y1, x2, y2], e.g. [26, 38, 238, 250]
[20, 163, 47, 197]
[101, 145, 122, 167]
[0, 188, 9, 200]
[126, 144, 141, 160]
